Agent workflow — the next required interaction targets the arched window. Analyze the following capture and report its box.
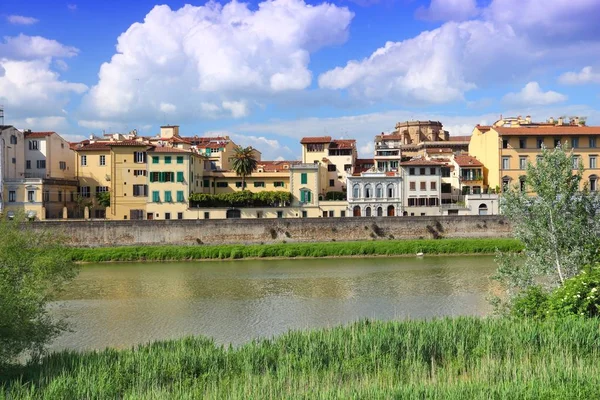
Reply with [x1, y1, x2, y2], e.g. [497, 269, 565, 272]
[377, 207, 383, 216]
[353, 206, 361, 217]
[376, 184, 383, 198]
[478, 204, 488, 216]
[353, 184, 360, 199]
[364, 184, 372, 198]
[365, 207, 372, 217]
[387, 185, 394, 198]
[387, 205, 395, 216]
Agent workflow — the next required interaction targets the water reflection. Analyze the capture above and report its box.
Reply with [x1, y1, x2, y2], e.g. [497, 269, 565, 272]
[49, 256, 496, 351]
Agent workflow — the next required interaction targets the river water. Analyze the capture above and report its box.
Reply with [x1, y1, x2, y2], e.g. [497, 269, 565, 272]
[49, 256, 496, 351]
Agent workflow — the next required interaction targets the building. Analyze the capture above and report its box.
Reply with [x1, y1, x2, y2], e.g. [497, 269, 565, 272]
[385, 121, 470, 158]
[208, 160, 298, 194]
[347, 172, 402, 217]
[185, 133, 260, 171]
[469, 116, 600, 191]
[401, 158, 443, 216]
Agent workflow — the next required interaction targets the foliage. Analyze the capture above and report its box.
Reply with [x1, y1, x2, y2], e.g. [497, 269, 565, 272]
[495, 145, 600, 306]
[231, 146, 258, 188]
[189, 191, 292, 207]
[509, 286, 549, 319]
[3, 318, 600, 398]
[324, 191, 346, 201]
[95, 192, 110, 208]
[66, 239, 523, 262]
[0, 214, 79, 369]
[545, 266, 600, 318]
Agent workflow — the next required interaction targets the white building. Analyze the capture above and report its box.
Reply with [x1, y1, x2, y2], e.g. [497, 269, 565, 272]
[347, 171, 402, 217]
[401, 158, 443, 216]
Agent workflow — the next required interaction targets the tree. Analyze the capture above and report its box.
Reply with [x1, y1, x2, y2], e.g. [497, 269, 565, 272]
[96, 191, 110, 208]
[0, 214, 79, 367]
[494, 144, 600, 305]
[231, 146, 258, 190]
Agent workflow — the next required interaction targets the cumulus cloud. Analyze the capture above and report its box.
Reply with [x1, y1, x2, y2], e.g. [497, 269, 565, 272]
[12, 116, 69, 131]
[559, 66, 600, 85]
[80, 0, 353, 124]
[7, 15, 39, 25]
[0, 34, 79, 60]
[319, 0, 600, 105]
[502, 82, 567, 106]
[415, 0, 479, 22]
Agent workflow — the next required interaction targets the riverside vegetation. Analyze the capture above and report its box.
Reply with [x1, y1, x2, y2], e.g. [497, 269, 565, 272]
[2, 317, 600, 399]
[67, 238, 523, 262]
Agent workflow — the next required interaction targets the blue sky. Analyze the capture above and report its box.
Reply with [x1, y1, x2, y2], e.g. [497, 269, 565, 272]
[1, 0, 600, 159]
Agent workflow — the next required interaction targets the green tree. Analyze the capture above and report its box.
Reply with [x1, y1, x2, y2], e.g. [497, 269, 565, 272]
[494, 144, 600, 306]
[96, 191, 110, 208]
[231, 146, 258, 190]
[0, 214, 79, 367]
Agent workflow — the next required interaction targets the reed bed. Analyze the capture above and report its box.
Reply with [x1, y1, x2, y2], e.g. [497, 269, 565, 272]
[68, 238, 522, 262]
[2, 317, 599, 399]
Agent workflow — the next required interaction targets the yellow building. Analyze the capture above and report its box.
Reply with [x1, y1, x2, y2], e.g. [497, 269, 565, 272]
[206, 160, 296, 194]
[185, 134, 260, 171]
[469, 116, 600, 191]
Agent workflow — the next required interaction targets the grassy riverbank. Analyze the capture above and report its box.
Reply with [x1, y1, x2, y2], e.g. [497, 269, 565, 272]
[68, 238, 522, 262]
[2, 317, 599, 399]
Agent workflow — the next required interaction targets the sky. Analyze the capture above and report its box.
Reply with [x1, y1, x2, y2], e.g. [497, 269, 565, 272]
[1, 0, 600, 160]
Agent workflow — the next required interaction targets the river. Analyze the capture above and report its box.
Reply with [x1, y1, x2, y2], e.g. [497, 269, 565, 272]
[49, 255, 496, 352]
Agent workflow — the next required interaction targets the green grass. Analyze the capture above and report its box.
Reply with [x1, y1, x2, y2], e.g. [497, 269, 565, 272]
[2, 317, 599, 399]
[67, 238, 523, 262]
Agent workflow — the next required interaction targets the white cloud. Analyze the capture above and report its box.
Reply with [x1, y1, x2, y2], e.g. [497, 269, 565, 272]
[67, 4, 77, 11]
[559, 66, 600, 85]
[415, 0, 479, 22]
[502, 82, 567, 106]
[80, 0, 353, 124]
[159, 102, 177, 113]
[12, 116, 69, 131]
[7, 15, 39, 25]
[0, 34, 79, 60]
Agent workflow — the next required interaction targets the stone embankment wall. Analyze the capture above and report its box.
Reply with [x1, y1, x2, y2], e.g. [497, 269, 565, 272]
[33, 216, 512, 247]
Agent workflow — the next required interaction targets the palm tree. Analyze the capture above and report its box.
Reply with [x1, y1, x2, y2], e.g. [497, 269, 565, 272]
[231, 146, 258, 190]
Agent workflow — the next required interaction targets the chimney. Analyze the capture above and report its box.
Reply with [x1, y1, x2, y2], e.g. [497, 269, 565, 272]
[558, 117, 564, 126]
[548, 117, 555, 124]
[525, 115, 531, 124]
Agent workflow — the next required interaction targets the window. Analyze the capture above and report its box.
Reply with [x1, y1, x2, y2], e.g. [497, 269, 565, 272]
[441, 167, 450, 177]
[341, 211, 346, 217]
[537, 138, 544, 149]
[590, 137, 597, 148]
[409, 168, 415, 176]
[29, 140, 38, 150]
[590, 156, 597, 169]
[274, 181, 285, 187]
[26, 160, 31, 169]
[430, 181, 437, 190]
[99, 155, 106, 166]
[571, 137, 579, 148]
[134, 152, 146, 163]
[152, 156, 159, 164]
[409, 182, 416, 191]
[203, 179, 209, 187]
[301, 210, 307, 218]
[43, 190, 49, 202]
[164, 191, 172, 202]
[178, 212, 183, 220]
[235, 182, 246, 188]
[164, 172, 174, 182]
[591, 177, 597, 192]
[96, 186, 109, 194]
[216, 182, 228, 188]
[28, 191, 35, 202]
[329, 211, 334, 217]
[10, 135, 17, 144]
[520, 178, 526, 192]
[81, 155, 87, 166]
[177, 191, 185, 202]
[79, 186, 90, 198]
[164, 156, 172, 164]
[165, 213, 171, 220]
[204, 212, 210, 219]
[430, 168, 436, 175]
[133, 185, 148, 197]
[554, 138, 561, 148]
[177, 156, 184, 164]
[152, 191, 160, 202]
[277, 211, 283, 219]
[306, 143, 324, 152]
[353, 185, 360, 198]
[301, 173, 307, 184]
[149, 172, 159, 182]
[58, 191, 62, 202]
[536, 155, 543, 164]
[329, 179, 334, 187]
[502, 157, 510, 170]
[328, 164, 336, 172]
[11, 158, 15, 164]
[36, 160, 46, 169]
[519, 138, 526, 149]
[387, 186, 394, 198]
[364, 185, 372, 198]
[573, 156, 580, 169]
[420, 182, 426, 191]
[344, 164, 352, 172]
[254, 181, 265, 188]
[300, 189, 312, 203]
[420, 168, 426, 175]
[502, 139, 508, 149]
[519, 157, 527, 170]
[177, 171, 184, 182]
[134, 170, 147, 177]
[59, 161, 66, 170]
[376, 185, 383, 198]
[8, 191, 16, 202]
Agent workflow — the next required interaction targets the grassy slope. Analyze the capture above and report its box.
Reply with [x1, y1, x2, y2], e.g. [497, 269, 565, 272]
[2, 317, 599, 399]
[68, 238, 523, 262]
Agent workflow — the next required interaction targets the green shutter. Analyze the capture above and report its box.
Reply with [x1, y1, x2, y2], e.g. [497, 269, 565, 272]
[165, 156, 172, 164]
[203, 179, 209, 187]
[301, 173, 307, 184]
[177, 156, 184, 164]
[150, 173, 155, 182]
[177, 191, 185, 202]
[165, 191, 172, 202]
[177, 172, 184, 182]
[152, 191, 160, 202]
[300, 191, 305, 202]
[307, 191, 311, 202]
[152, 156, 159, 164]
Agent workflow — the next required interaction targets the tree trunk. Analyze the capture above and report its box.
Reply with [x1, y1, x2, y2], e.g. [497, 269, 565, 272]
[548, 210, 565, 284]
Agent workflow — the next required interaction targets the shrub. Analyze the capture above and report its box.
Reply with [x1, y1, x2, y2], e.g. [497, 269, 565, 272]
[546, 266, 600, 318]
[510, 286, 549, 319]
[324, 191, 346, 201]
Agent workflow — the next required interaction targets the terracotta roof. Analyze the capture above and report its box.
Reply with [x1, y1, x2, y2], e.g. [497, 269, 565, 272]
[400, 159, 444, 166]
[426, 148, 454, 154]
[107, 140, 149, 146]
[454, 155, 483, 167]
[355, 158, 374, 164]
[376, 134, 403, 141]
[300, 136, 331, 144]
[448, 135, 471, 142]
[329, 139, 356, 149]
[256, 160, 300, 172]
[196, 142, 224, 149]
[185, 136, 229, 142]
[74, 142, 111, 151]
[476, 125, 492, 132]
[148, 146, 192, 153]
[25, 131, 55, 138]
[494, 125, 600, 136]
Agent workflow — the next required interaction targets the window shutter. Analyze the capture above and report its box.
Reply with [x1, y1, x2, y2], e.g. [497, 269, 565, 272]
[307, 191, 311, 202]
[177, 172, 184, 182]
[300, 191, 306, 202]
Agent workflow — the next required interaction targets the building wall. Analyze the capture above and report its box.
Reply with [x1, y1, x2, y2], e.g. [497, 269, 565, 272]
[24, 137, 47, 177]
[347, 174, 402, 217]
[209, 171, 290, 194]
[33, 215, 512, 247]
[1, 127, 25, 181]
[110, 146, 148, 220]
[290, 165, 320, 208]
[76, 150, 111, 217]
[146, 152, 192, 220]
[47, 134, 77, 179]
[403, 166, 442, 209]
[468, 128, 500, 189]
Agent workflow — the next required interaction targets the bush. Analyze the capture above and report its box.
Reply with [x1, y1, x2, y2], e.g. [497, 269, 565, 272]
[324, 191, 346, 201]
[510, 286, 549, 319]
[546, 266, 600, 318]
[189, 191, 292, 207]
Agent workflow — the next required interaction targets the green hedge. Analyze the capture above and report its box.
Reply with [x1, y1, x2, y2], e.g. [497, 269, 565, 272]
[67, 238, 523, 262]
[189, 190, 292, 207]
